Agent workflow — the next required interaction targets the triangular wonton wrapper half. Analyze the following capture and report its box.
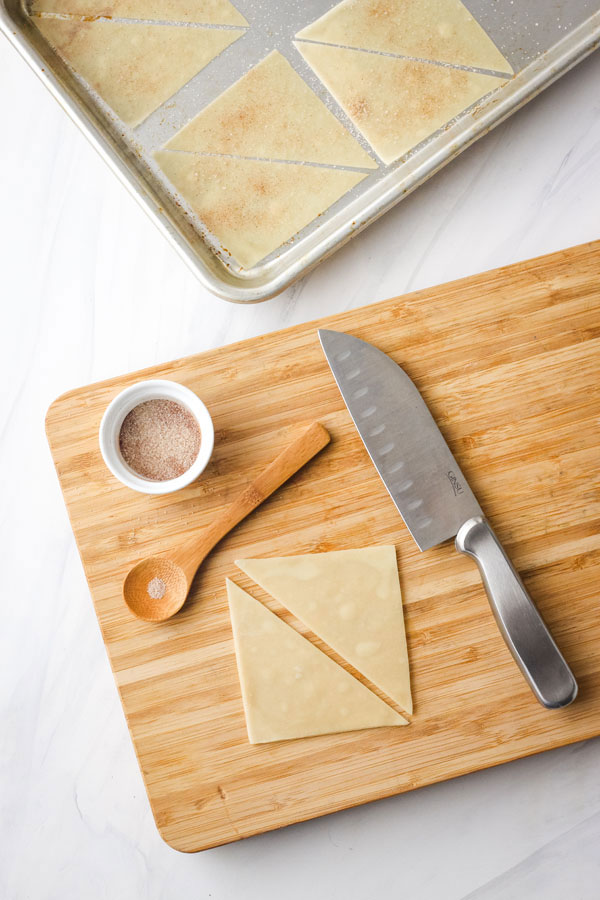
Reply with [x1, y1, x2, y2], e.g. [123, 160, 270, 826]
[166, 50, 376, 168]
[34, 17, 244, 126]
[32, 0, 247, 25]
[154, 151, 366, 267]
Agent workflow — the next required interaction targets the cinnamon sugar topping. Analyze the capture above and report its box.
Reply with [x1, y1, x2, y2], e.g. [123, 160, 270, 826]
[119, 398, 201, 481]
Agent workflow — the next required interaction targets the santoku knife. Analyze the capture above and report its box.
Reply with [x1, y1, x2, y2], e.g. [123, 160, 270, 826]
[319, 328, 577, 710]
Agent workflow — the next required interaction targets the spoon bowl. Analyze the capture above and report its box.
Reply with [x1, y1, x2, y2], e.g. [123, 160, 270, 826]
[123, 557, 189, 621]
[122, 421, 330, 623]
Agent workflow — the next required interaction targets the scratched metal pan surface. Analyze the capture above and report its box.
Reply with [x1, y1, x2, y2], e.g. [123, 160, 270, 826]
[2, 1, 600, 302]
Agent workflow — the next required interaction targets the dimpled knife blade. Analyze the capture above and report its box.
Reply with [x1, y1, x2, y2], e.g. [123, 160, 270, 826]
[318, 329, 481, 550]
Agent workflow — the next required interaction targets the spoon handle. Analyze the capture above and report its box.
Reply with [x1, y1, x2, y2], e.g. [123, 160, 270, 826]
[193, 422, 330, 563]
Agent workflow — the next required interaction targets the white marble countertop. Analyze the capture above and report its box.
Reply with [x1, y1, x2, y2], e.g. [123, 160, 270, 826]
[2, 33, 600, 899]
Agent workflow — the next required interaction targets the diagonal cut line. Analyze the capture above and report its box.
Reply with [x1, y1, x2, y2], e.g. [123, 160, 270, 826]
[236, 575, 413, 722]
[157, 147, 378, 174]
[31, 12, 248, 30]
[294, 37, 513, 79]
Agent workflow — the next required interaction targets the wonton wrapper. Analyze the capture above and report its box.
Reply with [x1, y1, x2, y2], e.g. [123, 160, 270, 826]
[166, 50, 376, 168]
[296, 0, 512, 74]
[237, 546, 412, 714]
[296, 42, 507, 164]
[155, 151, 366, 267]
[227, 580, 407, 743]
[35, 17, 244, 126]
[31, 0, 247, 25]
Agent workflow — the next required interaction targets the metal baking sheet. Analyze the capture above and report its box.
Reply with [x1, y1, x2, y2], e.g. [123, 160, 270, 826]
[2, 0, 600, 302]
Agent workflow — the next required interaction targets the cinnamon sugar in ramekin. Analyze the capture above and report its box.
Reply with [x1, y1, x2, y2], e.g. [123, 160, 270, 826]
[119, 398, 201, 481]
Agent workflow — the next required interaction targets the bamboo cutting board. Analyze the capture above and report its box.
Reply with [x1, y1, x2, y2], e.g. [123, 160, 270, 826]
[46, 241, 600, 852]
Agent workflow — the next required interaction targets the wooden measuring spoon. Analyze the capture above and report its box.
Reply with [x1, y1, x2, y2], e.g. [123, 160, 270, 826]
[123, 421, 330, 622]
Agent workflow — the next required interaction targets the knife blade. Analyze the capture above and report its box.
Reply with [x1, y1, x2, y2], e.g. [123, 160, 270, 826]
[319, 328, 481, 551]
[319, 328, 577, 710]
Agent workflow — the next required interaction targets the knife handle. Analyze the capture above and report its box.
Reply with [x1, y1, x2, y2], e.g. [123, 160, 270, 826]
[455, 516, 577, 709]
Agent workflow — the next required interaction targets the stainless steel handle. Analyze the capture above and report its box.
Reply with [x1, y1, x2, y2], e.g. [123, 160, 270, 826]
[455, 516, 577, 709]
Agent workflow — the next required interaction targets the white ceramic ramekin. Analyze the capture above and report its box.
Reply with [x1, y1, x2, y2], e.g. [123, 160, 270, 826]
[99, 379, 214, 495]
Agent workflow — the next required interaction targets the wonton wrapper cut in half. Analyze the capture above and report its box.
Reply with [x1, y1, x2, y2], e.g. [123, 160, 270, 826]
[31, 0, 247, 25]
[226, 580, 407, 743]
[166, 51, 376, 168]
[296, 0, 513, 74]
[34, 17, 244, 126]
[154, 152, 366, 267]
[237, 546, 412, 714]
[296, 42, 507, 164]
